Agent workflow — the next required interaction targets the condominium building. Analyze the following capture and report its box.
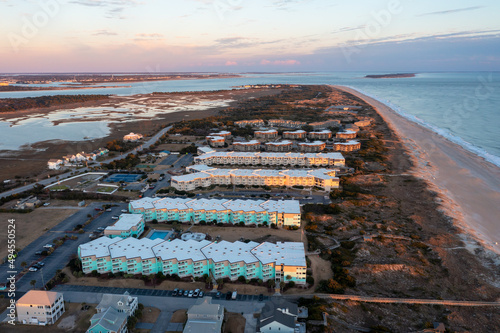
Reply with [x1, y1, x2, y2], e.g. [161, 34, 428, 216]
[194, 151, 345, 167]
[172, 167, 339, 191]
[334, 140, 361, 152]
[268, 119, 306, 129]
[206, 136, 225, 147]
[16, 290, 65, 325]
[128, 197, 302, 227]
[209, 131, 231, 138]
[298, 141, 326, 153]
[255, 129, 278, 140]
[336, 130, 357, 139]
[265, 140, 293, 152]
[308, 130, 332, 140]
[104, 214, 145, 239]
[79, 238, 307, 284]
[282, 130, 307, 140]
[232, 140, 261, 152]
[309, 119, 340, 130]
[235, 119, 265, 128]
[197, 146, 215, 155]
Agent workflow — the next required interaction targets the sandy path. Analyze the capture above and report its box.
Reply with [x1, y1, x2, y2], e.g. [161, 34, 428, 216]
[332, 85, 500, 255]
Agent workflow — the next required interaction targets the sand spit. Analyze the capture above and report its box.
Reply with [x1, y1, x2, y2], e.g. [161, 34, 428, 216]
[332, 86, 500, 260]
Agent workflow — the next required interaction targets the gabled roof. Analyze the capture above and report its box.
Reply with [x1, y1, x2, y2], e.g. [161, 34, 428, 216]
[88, 307, 127, 332]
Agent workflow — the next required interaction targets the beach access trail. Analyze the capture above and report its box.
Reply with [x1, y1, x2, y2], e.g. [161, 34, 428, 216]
[333, 85, 500, 254]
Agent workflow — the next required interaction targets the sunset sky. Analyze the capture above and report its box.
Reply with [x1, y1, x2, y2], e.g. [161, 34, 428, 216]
[1, 0, 499, 72]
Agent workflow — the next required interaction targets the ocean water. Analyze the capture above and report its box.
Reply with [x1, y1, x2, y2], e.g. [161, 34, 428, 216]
[1, 72, 499, 167]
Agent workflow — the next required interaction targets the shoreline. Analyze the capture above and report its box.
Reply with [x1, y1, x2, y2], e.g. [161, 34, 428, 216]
[332, 85, 500, 257]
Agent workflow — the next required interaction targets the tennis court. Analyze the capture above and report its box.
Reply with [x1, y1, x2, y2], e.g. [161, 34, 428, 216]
[105, 174, 142, 183]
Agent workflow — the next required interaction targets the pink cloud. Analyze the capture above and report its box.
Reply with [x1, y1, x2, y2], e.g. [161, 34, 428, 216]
[260, 59, 301, 65]
[225, 60, 238, 66]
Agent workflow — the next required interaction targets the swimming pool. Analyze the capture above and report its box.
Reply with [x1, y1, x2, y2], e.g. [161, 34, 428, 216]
[148, 230, 172, 240]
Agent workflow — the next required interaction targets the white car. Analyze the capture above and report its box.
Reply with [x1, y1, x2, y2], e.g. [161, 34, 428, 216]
[43, 202, 51, 206]
[121, 209, 128, 213]
[43, 244, 53, 249]
[97, 227, 105, 231]
[111, 216, 119, 220]
[29, 267, 38, 272]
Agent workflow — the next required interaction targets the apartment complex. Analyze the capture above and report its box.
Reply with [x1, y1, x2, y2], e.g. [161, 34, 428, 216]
[298, 141, 326, 153]
[255, 129, 278, 140]
[209, 131, 231, 138]
[309, 119, 340, 130]
[128, 197, 302, 227]
[194, 151, 345, 167]
[232, 140, 261, 151]
[172, 167, 339, 191]
[16, 290, 65, 325]
[282, 130, 307, 140]
[336, 130, 357, 139]
[235, 119, 265, 127]
[265, 140, 293, 152]
[268, 119, 306, 129]
[308, 130, 332, 140]
[79, 238, 307, 284]
[104, 214, 145, 239]
[206, 135, 225, 147]
[334, 140, 361, 152]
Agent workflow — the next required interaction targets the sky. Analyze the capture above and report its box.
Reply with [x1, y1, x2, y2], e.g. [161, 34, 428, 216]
[1, 0, 499, 72]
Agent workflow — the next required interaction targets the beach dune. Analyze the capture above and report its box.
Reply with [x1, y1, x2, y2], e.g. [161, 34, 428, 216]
[333, 85, 500, 255]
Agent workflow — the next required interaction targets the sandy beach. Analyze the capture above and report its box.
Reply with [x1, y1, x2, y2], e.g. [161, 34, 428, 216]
[333, 85, 500, 256]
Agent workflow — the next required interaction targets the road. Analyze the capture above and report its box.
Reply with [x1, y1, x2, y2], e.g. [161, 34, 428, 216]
[0, 202, 128, 292]
[0, 125, 172, 199]
[284, 294, 500, 307]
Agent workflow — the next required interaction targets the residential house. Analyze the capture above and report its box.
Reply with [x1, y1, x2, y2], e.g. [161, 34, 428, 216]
[16, 290, 65, 325]
[183, 297, 224, 333]
[87, 307, 128, 333]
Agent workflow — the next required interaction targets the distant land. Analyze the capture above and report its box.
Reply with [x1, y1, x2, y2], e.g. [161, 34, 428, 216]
[365, 73, 416, 79]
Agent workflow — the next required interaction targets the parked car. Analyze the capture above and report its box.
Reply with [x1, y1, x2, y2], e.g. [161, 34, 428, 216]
[29, 267, 38, 272]
[193, 289, 200, 297]
[95, 208, 102, 211]
[172, 288, 178, 296]
[111, 216, 119, 220]
[231, 291, 237, 300]
[225, 292, 232, 300]
[178, 289, 184, 297]
[121, 209, 128, 213]
[183, 290, 189, 297]
[35, 251, 42, 255]
[38, 262, 45, 266]
[215, 291, 221, 299]
[198, 291, 204, 298]
[43, 202, 50, 206]
[258, 294, 264, 301]
[97, 227, 105, 231]
[188, 290, 194, 298]
[105, 208, 112, 212]
[43, 244, 53, 249]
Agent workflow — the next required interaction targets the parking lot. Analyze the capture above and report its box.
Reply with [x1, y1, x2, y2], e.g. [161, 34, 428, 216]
[54, 284, 270, 302]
